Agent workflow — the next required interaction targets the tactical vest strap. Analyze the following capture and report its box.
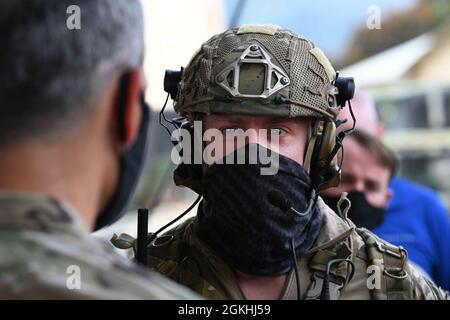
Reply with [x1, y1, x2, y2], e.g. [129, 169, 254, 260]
[305, 273, 344, 300]
[304, 233, 354, 300]
[356, 228, 413, 300]
[146, 219, 244, 299]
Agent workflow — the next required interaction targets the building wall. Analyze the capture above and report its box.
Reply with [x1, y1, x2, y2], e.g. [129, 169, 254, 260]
[407, 25, 450, 85]
[140, 0, 226, 110]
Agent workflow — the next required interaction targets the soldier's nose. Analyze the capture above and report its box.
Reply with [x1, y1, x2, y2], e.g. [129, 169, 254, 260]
[245, 130, 260, 145]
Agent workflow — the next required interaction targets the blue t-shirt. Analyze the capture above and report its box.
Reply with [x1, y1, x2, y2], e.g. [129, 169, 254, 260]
[373, 177, 450, 290]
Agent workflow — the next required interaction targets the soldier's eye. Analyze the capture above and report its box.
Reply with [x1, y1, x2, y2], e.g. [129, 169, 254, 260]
[222, 128, 238, 135]
[270, 128, 285, 136]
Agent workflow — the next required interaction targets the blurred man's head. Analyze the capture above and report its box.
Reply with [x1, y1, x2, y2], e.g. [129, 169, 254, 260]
[0, 0, 145, 146]
[0, 0, 147, 229]
[322, 129, 398, 229]
[338, 89, 384, 137]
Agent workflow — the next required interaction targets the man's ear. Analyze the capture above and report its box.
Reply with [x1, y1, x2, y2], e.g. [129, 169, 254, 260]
[120, 68, 145, 147]
[385, 188, 393, 208]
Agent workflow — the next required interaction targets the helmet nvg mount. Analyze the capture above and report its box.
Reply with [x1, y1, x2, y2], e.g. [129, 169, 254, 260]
[164, 24, 355, 192]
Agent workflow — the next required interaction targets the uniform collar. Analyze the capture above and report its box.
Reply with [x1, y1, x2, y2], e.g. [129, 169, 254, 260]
[0, 191, 90, 237]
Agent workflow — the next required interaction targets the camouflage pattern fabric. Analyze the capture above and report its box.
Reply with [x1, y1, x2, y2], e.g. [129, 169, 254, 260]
[116, 197, 449, 300]
[0, 192, 200, 299]
[175, 24, 341, 121]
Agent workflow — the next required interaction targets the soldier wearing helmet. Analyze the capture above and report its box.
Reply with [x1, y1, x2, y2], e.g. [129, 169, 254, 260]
[116, 24, 448, 300]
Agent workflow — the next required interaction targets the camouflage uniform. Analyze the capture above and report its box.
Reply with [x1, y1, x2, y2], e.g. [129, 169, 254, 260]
[114, 197, 449, 300]
[112, 25, 449, 300]
[0, 192, 200, 299]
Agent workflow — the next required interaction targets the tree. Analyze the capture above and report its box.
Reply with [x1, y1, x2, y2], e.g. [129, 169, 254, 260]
[339, 0, 450, 68]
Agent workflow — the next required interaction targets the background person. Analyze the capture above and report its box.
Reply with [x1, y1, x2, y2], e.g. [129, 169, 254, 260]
[337, 90, 450, 290]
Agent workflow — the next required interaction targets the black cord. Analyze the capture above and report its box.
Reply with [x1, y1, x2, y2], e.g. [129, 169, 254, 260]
[338, 142, 345, 174]
[320, 258, 355, 300]
[343, 99, 356, 135]
[147, 194, 202, 245]
[159, 93, 175, 137]
[290, 238, 301, 300]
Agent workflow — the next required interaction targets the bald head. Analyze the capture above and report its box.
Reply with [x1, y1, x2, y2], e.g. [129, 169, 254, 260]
[338, 89, 384, 137]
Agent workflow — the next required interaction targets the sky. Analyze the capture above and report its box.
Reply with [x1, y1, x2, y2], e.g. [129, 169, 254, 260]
[225, 0, 417, 60]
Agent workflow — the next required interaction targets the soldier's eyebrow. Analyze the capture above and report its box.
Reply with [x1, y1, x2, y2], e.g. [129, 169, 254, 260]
[267, 118, 296, 126]
[207, 115, 246, 126]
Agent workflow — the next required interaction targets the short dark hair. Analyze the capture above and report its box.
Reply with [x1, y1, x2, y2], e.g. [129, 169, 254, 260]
[0, 0, 144, 147]
[348, 129, 399, 180]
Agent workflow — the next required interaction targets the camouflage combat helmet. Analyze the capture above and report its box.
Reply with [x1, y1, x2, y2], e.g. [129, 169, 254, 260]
[173, 24, 343, 120]
[164, 24, 355, 193]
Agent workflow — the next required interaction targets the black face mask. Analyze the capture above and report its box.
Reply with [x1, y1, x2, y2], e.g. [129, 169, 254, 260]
[94, 79, 151, 230]
[321, 191, 385, 230]
[197, 143, 322, 276]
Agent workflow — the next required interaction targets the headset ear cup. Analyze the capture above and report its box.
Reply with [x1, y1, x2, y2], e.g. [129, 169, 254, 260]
[309, 120, 341, 190]
[309, 135, 324, 188]
[319, 121, 337, 167]
[318, 121, 341, 190]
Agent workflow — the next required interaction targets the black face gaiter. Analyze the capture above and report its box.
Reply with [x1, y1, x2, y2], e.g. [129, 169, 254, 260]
[321, 191, 385, 230]
[197, 143, 322, 276]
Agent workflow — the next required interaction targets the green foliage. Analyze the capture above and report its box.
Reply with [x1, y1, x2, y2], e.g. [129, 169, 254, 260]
[340, 0, 450, 67]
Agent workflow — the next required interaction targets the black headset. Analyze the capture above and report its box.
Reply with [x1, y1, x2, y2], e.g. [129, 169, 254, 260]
[307, 73, 355, 191]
